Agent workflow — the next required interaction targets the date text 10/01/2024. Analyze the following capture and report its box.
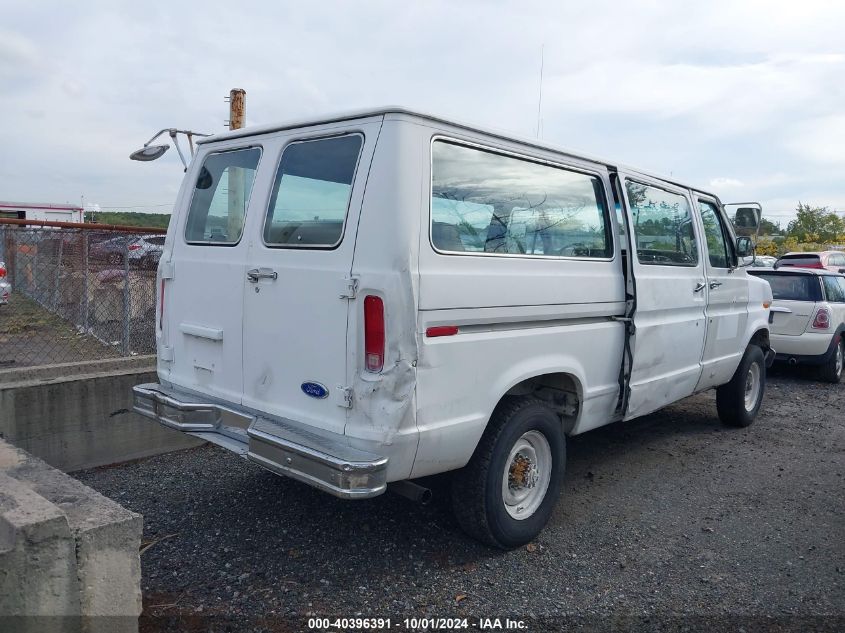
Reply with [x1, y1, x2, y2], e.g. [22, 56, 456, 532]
[307, 617, 528, 630]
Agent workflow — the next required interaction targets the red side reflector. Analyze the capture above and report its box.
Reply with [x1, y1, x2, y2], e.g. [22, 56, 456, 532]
[426, 325, 459, 338]
[364, 295, 385, 372]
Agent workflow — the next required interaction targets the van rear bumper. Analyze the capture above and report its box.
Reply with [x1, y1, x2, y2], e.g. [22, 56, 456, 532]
[132, 383, 388, 499]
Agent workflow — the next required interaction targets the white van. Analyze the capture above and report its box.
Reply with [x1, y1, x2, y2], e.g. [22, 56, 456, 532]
[133, 107, 774, 548]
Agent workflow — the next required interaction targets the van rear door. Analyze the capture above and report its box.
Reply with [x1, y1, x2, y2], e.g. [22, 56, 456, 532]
[240, 121, 381, 436]
[165, 144, 263, 405]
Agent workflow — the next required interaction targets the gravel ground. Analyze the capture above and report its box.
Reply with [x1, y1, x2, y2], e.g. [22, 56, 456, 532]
[75, 368, 845, 632]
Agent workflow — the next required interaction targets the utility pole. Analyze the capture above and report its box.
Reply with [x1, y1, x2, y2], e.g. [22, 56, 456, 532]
[228, 88, 246, 130]
[227, 88, 246, 240]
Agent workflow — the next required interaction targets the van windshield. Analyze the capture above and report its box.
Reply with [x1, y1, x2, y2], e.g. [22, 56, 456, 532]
[751, 272, 822, 302]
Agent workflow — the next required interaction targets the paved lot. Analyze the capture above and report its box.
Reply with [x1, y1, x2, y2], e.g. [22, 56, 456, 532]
[76, 368, 845, 632]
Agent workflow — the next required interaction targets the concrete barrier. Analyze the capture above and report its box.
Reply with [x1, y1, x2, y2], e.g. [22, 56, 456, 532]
[0, 356, 202, 472]
[0, 439, 142, 631]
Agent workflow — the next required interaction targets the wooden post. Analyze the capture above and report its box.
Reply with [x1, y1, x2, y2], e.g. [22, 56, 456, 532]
[227, 89, 246, 241]
[228, 89, 246, 131]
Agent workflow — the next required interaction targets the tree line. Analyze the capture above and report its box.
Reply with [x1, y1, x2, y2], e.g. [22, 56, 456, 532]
[84, 211, 171, 229]
[753, 203, 844, 257]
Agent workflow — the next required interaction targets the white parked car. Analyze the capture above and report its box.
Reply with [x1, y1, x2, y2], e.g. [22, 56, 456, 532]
[133, 107, 774, 548]
[748, 268, 845, 382]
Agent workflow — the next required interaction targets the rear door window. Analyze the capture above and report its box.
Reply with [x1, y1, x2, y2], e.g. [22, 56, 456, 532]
[752, 273, 822, 301]
[184, 147, 261, 244]
[626, 181, 698, 266]
[263, 134, 363, 248]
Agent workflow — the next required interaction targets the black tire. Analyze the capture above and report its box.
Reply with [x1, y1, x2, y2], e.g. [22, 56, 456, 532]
[819, 337, 844, 384]
[107, 252, 123, 265]
[451, 397, 565, 549]
[716, 345, 766, 428]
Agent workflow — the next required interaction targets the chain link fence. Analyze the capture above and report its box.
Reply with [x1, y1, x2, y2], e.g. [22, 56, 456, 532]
[0, 224, 165, 369]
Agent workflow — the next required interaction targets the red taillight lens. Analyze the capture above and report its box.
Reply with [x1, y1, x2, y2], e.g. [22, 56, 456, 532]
[364, 295, 385, 373]
[812, 308, 831, 329]
[0, 264, 6, 279]
[128, 244, 141, 251]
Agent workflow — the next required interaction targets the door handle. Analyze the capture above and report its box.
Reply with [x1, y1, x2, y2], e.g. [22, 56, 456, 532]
[247, 268, 278, 283]
[694, 282, 706, 293]
[709, 281, 722, 289]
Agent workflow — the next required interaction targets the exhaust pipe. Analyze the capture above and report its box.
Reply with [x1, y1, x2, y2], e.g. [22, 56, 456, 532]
[389, 480, 432, 505]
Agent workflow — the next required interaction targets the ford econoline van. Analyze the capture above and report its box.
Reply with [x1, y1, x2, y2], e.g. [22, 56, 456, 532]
[133, 107, 774, 548]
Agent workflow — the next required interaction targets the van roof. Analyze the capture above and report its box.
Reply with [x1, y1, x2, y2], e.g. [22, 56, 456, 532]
[197, 105, 718, 199]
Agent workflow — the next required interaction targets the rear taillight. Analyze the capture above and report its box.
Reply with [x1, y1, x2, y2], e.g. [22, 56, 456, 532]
[812, 307, 831, 329]
[0, 264, 6, 278]
[128, 244, 141, 251]
[364, 295, 385, 373]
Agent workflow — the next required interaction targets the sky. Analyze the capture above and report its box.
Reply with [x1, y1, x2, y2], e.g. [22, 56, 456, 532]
[1, 0, 843, 228]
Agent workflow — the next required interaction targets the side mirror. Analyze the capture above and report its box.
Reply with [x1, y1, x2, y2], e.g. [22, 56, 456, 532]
[736, 236, 754, 263]
[725, 202, 762, 239]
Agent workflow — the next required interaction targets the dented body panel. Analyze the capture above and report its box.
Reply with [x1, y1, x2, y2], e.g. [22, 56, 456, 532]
[135, 107, 771, 498]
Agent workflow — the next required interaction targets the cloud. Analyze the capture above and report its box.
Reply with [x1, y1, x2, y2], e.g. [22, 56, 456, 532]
[710, 178, 745, 189]
[785, 114, 845, 164]
[0, 0, 843, 216]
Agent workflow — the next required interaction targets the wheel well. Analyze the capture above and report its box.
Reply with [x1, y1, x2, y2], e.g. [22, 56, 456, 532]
[502, 373, 580, 434]
[750, 328, 770, 351]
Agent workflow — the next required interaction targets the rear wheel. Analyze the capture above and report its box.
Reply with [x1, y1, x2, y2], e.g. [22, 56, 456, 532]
[451, 397, 565, 549]
[819, 337, 844, 383]
[716, 345, 766, 428]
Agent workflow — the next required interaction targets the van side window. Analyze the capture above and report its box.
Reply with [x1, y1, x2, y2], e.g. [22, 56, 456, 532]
[430, 140, 611, 258]
[698, 200, 730, 268]
[184, 148, 261, 244]
[264, 135, 363, 248]
[626, 181, 698, 266]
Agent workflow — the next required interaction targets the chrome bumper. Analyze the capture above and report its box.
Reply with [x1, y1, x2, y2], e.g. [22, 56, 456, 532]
[132, 383, 388, 499]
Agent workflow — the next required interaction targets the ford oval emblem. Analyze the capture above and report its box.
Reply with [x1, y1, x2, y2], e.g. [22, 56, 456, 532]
[301, 381, 329, 399]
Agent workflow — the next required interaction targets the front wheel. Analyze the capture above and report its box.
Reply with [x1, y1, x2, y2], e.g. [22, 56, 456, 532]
[819, 337, 844, 384]
[716, 345, 766, 428]
[451, 397, 565, 549]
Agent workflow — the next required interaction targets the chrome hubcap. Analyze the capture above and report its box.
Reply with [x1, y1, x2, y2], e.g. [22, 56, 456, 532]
[502, 430, 552, 520]
[744, 362, 761, 412]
